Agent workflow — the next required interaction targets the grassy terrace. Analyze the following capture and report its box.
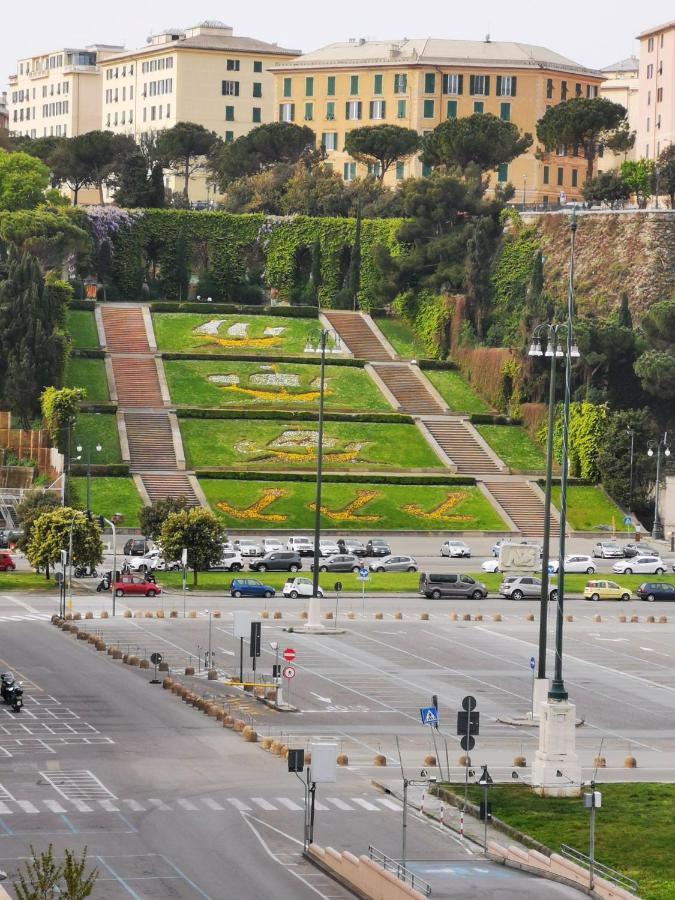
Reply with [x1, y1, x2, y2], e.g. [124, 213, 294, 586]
[164, 360, 390, 411]
[64, 357, 109, 402]
[375, 318, 427, 360]
[71, 477, 143, 528]
[66, 310, 100, 349]
[181, 418, 443, 471]
[476, 424, 546, 472]
[551, 485, 625, 531]
[424, 369, 490, 415]
[72, 413, 122, 464]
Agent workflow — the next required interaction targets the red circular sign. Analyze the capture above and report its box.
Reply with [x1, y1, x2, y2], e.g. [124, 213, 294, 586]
[283, 648, 296, 662]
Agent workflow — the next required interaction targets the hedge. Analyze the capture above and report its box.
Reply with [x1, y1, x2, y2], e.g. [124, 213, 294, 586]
[177, 407, 413, 424]
[161, 351, 365, 368]
[150, 302, 319, 317]
[418, 359, 458, 371]
[71, 348, 105, 360]
[196, 470, 476, 485]
[80, 402, 117, 413]
[70, 463, 130, 477]
[68, 300, 96, 311]
[470, 414, 522, 425]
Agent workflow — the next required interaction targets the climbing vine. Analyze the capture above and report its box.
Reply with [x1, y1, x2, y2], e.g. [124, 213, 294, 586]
[392, 289, 450, 359]
[488, 223, 541, 346]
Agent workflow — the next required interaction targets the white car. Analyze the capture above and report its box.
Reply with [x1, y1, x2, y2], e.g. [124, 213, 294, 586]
[481, 558, 500, 573]
[441, 540, 471, 558]
[548, 555, 596, 575]
[234, 538, 262, 557]
[319, 539, 340, 557]
[286, 536, 315, 556]
[261, 537, 283, 553]
[594, 541, 623, 559]
[612, 556, 667, 575]
[128, 549, 179, 573]
[282, 577, 324, 599]
[210, 550, 244, 572]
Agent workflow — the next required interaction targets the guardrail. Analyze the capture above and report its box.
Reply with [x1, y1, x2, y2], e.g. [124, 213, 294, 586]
[560, 844, 638, 894]
[368, 846, 432, 897]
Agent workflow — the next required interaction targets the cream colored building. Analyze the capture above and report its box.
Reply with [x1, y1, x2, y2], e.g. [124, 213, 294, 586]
[8, 45, 123, 139]
[636, 19, 675, 161]
[599, 56, 639, 165]
[273, 38, 604, 205]
[98, 21, 299, 200]
[0, 92, 8, 130]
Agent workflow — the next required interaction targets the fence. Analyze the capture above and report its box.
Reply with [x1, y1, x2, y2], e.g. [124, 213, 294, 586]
[560, 844, 638, 895]
[368, 846, 432, 897]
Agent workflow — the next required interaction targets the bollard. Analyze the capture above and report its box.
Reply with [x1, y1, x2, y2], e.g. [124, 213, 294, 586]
[337, 753, 349, 766]
[394, 611, 403, 620]
[513, 755, 526, 767]
[373, 754, 387, 766]
[424, 755, 436, 766]
[593, 756, 606, 768]
[492, 613, 502, 622]
[420, 612, 429, 621]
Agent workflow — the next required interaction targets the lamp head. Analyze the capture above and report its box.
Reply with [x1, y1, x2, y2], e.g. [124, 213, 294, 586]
[569, 344, 580, 358]
[96, 443, 102, 453]
[528, 340, 542, 357]
[648, 448, 654, 457]
[666, 448, 671, 457]
[76, 444, 83, 453]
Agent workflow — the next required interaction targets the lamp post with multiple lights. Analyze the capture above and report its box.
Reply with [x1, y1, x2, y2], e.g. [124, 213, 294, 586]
[647, 433, 671, 541]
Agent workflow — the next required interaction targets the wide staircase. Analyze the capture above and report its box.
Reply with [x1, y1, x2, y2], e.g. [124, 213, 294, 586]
[111, 357, 164, 407]
[423, 419, 501, 475]
[124, 412, 177, 471]
[141, 473, 200, 507]
[483, 480, 557, 536]
[323, 311, 393, 361]
[373, 364, 444, 415]
[100, 306, 150, 352]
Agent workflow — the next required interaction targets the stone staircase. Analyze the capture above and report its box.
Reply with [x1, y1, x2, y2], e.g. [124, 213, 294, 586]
[372, 364, 445, 415]
[422, 419, 502, 475]
[483, 480, 557, 536]
[323, 311, 393, 361]
[100, 306, 150, 352]
[124, 412, 177, 471]
[140, 473, 200, 507]
[111, 357, 164, 407]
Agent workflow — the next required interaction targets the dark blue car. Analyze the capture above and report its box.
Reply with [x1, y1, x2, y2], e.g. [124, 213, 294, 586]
[230, 578, 275, 599]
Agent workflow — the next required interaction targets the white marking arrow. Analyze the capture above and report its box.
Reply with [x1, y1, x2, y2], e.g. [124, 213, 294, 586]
[310, 692, 332, 703]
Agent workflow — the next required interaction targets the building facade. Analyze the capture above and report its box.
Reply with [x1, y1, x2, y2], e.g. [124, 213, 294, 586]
[7, 45, 123, 139]
[599, 56, 639, 165]
[636, 20, 674, 162]
[272, 38, 604, 204]
[0, 92, 8, 130]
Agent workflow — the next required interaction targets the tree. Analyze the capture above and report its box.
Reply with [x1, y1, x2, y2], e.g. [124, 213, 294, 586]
[60, 848, 98, 900]
[553, 401, 608, 481]
[641, 297, 675, 351]
[41, 387, 84, 452]
[209, 122, 316, 188]
[14, 490, 61, 562]
[310, 237, 322, 303]
[344, 125, 419, 182]
[581, 170, 631, 208]
[465, 215, 500, 338]
[13, 843, 61, 900]
[421, 114, 532, 177]
[49, 141, 91, 205]
[536, 97, 629, 182]
[0, 209, 91, 269]
[157, 122, 218, 199]
[657, 144, 675, 208]
[279, 163, 350, 216]
[26, 507, 103, 576]
[0, 149, 50, 210]
[616, 292, 633, 329]
[634, 350, 675, 399]
[346, 200, 362, 308]
[159, 508, 224, 585]
[596, 408, 657, 515]
[139, 496, 192, 542]
[620, 158, 655, 208]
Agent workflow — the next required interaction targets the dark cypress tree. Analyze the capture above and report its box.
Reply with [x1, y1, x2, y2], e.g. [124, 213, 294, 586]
[309, 237, 321, 305]
[617, 291, 633, 329]
[346, 201, 362, 310]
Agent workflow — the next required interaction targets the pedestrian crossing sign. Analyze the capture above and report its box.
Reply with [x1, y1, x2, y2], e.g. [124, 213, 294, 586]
[420, 706, 439, 726]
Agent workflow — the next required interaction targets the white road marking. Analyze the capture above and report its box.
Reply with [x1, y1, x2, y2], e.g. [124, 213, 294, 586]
[70, 799, 93, 812]
[203, 798, 224, 811]
[351, 798, 378, 811]
[276, 797, 303, 811]
[227, 798, 251, 811]
[310, 692, 332, 703]
[44, 800, 66, 814]
[0, 802, 12, 814]
[377, 798, 402, 810]
[326, 797, 353, 811]
[251, 797, 277, 811]
[122, 799, 145, 812]
[98, 799, 119, 812]
[16, 801, 38, 813]
[148, 798, 171, 810]
[176, 799, 198, 811]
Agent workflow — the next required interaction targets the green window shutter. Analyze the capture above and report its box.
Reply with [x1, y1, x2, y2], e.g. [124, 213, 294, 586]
[557, 167, 564, 186]
[305, 102, 313, 120]
[424, 72, 435, 93]
[225, 105, 234, 121]
[254, 61, 262, 73]
[446, 99, 457, 119]
[496, 75, 502, 96]
[422, 162, 432, 177]
[326, 101, 335, 119]
[345, 101, 350, 118]
[306, 77, 314, 96]
[484, 75, 490, 95]
[374, 73, 383, 94]
[357, 101, 362, 119]
[543, 166, 549, 184]
[511, 76, 517, 97]
[469, 74, 475, 95]
[396, 161, 404, 180]
[473, 101, 484, 114]
[327, 75, 335, 96]
[381, 100, 386, 118]
[397, 99, 406, 118]
[350, 74, 359, 95]
[252, 108, 261, 123]
[252, 82, 262, 98]
[369, 101, 374, 119]
[283, 78, 291, 98]
[423, 99, 434, 118]
[343, 162, 349, 179]
[572, 169, 578, 187]
[500, 102, 510, 121]
[497, 163, 508, 182]
[458, 74, 463, 94]
[225, 130, 234, 142]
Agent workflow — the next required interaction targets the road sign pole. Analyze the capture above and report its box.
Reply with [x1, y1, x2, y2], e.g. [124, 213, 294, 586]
[402, 777, 408, 868]
[239, 637, 243, 684]
[361, 579, 365, 617]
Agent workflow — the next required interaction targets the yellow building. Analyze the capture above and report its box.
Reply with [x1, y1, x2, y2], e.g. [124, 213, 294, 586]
[599, 56, 639, 166]
[273, 38, 605, 205]
[98, 21, 299, 201]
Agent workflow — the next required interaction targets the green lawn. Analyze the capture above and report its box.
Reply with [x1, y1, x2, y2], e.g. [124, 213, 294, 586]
[180, 418, 443, 471]
[424, 369, 490, 414]
[66, 310, 100, 349]
[64, 357, 109, 402]
[164, 360, 390, 412]
[72, 413, 121, 464]
[152, 313, 328, 356]
[71, 477, 143, 528]
[475, 425, 546, 472]
[450, 783, 675, 900]
[375, 318, 427, 360]
[0, 573, 57, 591]
[200, 479, 506, 531]
[552, 485, 625, 531]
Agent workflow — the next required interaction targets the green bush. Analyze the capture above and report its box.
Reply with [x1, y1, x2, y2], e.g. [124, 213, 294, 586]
[150, 301, 320, 317]
[70, 349, 105, 359]
[70, 464, 130, 476]
[392, 290, 451, 359]
[470, 413, 521, 425]
[177, 407, 412, 424]
[68, 300, 96, 311]
[196, 470, 475, 485]
[418, 359, 458, 371]
[160, 351, 364, 368]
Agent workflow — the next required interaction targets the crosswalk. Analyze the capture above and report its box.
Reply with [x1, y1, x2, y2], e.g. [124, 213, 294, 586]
[0, 614, 51, 623]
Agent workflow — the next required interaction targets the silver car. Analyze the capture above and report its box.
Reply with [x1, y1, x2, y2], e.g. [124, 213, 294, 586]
[441, 540, 471, 558]
[369, 555, 418, 573]
[499, 575, 557, 601]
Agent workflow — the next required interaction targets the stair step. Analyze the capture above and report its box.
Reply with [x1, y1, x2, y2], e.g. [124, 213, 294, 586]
[323, 312, 393, 361]
[101, 307, 150, 352]
[423, 419, 500, 474]
[140, 474, 199, 506]
[483, 480, 557, 536]
[112, 358, 163, 407]
[372, 364, 443, 414]
[125, 412, 177, 469]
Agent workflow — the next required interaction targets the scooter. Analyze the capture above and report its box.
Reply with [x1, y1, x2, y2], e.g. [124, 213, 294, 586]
[1, 673, 23, 712]
[74, 565, 99, 578]
[96, 575, 111, 592]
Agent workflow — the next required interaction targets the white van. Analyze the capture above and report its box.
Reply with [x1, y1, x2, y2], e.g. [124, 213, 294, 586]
[286, 536, 315, 556]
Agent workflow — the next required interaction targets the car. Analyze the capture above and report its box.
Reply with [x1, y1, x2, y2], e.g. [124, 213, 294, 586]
[499, 576, 557, 601]
[622, 543, 659, 559]
[636, 582, 675, 602]
[286, 536, 315, 556]
[481, 558, 501, 573]
[123, 538, 150, 557]
[369, 555, 418, 573]
[491, 540, 505, 557]
[419, 573, 488, 600]
[261, 537, 283, 553]
[234, 538, 262, 557]
[311, 554, 361, 573]
[319, 539, 340, 557]
[366, 539, 391, 557]
[337, 538, 367, 557]
[249, 551, 302, 573]
[583, 580, 631, 601]
[208, 550, 244, 572]
[0, 552, 16, 572]
[230, 578, 275, 599]
[612, 556, 666, 575]
[440, 540, 471, 558]
[282, 577, 324, 600]
[547, 555, 596, 575]
[128, 549, 180, 573]
[113, 575, 161, 598]
[0, 528, 22, 548]
[593, 541, 623, 559]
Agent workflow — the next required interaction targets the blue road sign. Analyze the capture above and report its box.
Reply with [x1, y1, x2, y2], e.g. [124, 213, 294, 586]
[420, 706, 439, 726]
[358, 567, 369, 580]
[623, 515, 632, 526]
[530, 656, 536, 671]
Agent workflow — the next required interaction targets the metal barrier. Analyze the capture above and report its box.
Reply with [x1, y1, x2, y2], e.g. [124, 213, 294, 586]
[560, 844, 638, 894]
[368, 846, 432, 897]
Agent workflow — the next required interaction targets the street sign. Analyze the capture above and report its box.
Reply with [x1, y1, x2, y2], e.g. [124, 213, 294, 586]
[530, 656, 536, 671]
[419, 706, 439, 726]
[357, 567, 369, 580]
[456, 710, 480, 736]
[334, 581, 342, 591]
[181, 548, 188, 567]
[150, 652, 163, 665]
[460, 734, 475, 751]
[462, 695, 477, 712]
[282, 665, 296, 680]
[283, 647, 296, 662]
[250, 621, 261, 658]
[623, 515, 632, 526]
[55, 572, 64, 584]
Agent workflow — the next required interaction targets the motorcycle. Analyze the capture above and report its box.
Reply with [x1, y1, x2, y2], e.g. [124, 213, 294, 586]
[74, 565, 99, 578]
[1, 673, 23, 712]
[96, 575, 111, 592]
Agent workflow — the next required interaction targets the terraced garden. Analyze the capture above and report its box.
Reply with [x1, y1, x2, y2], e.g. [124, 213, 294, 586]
[423, 369, 491, 414]
[551, 485, 625, 531]
[72, 413, 122, 464]
[70, 476, 143, 528]
[475, 424, 547, 472]
[66, 310, 99, 349]
[64, 357, 109, 402]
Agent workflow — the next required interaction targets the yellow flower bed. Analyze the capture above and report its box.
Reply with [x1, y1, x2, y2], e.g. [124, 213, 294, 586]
[310, 489, 381, 522]
[402, 492, 473, 522]
[220, 385, 328, 403]
[208, 336, 283, 350]
[216, 488, 288, 522]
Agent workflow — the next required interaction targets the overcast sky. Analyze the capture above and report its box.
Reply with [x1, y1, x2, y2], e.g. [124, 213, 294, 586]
[2, 1, 672, 89]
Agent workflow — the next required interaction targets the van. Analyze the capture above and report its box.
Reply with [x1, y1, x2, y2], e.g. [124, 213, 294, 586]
[286, 536, 315, 556]
[419, 572, 488, 600]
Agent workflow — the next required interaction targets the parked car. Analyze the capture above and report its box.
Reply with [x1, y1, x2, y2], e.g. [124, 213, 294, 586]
[0, 528, 22, 548]
[123, 538, 150, 557]
[286, 536, 314, 557]
[440, 540, 471, 558]
[311, 554, 361, 573]
[234, 538, 262, 557]
[481, 558, 501, 573]
[369, 555, 418, 573]
[593, 541, 623, 559]
[282, 577, 324, 599]
[337, 538, 367, 557]
[583, 580, 631, 601]
[230, 578, 275, 599]
[261, 537, 283, 553]
[419, 573, 487, 600]
[499, 576, 557, 601]
[249, 551, 302, 573]
[0, 552, 16, 572]
[113, 575, 160, 598]
[612, 556, 666, 575]
[636, 582, 675, 602]
[209, 550, 244, 572]
[366, 539, 391, 557]
[319, 539, 340, 557]
[128, 549, 180, 573]
[547, 555, 596, 575]
[622, 543, 659, 559]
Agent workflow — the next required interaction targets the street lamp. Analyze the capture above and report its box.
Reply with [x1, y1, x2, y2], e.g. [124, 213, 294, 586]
[522, 175, 527, 208]
[626, 428, 635, 514]
[76, 442, 102, 515]
[647, 433, 671, 540]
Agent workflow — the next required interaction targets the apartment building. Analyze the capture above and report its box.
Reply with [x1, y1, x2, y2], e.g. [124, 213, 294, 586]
[98, 21, 299, 199]
[599, 56, 639, 164]
[273, 38, 604, 204]
[7, 45, 123, 139]
[0, 92, 8, 130]
[636, 20, 674, 161]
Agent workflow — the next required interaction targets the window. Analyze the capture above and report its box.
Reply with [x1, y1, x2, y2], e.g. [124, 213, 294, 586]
[500, 102, 510, 121]
[374, 73, 383, 94]
[647, 36, 654, 51]
[575, 82, 582, 96]
[571, 170, 578, 187]
[543, 165, 549, 185]
[396, 161, 405, 180]
[130, 86, 134, 100]
[304, 102, 313, 121]
[305, 76, 314, 97]
[469, 74, 489, 95]
[327, 75, 335, 96]
[227, 59, 240, 71]
[252, 107, 261, 123]
[326, 101, 335, 120]
[496, 75, 516, 96]
[657, 87, 663, 102]
[222, 80, 239, 96]
[129, 111, 133, 124]
[394, 73, 407, 93]
[370, 99, 386, 119]
[446, 99, 457, 119]
[225, 105, 235, 121]
[346, 100, 362, 120]
[557, 167, 564, 186]
[586, 84, 597, 98]
[397, 99, 407, 118]
[473, 101, 484, 113]
[343, 161, 356, 181]
[283, 77, 292, 98]
[647, 117, 650, 132]
[497, 163, 508, 182]
[424, 72, 436, 93]
[561, 80, 568, 99]
[151, 106, 156, 121]
[443, 73, 463, 95]
[367, 162, 382, 177]
[350, 74, 359, 95]
[280, 102, 294, 122]
[422, 162, 432, 177]
[646, 64, 653, 79]
[423, 99, 435, 118]
[254, 60, 263, 73]
[225, 130, 234, 142]
[322, 132, 337, 151]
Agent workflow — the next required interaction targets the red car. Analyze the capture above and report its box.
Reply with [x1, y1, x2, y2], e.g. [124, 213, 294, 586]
[0, 553, 16, 572]
[113, 576, 161, 598]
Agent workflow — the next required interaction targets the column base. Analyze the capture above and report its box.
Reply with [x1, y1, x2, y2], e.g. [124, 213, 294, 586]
[531, 698, 581, 797]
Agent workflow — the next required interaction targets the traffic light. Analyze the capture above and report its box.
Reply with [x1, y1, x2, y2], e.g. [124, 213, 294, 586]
[98, 515, 105, 529]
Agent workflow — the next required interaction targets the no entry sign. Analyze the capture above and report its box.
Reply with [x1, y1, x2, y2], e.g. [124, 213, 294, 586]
[283, 648, 296, 662]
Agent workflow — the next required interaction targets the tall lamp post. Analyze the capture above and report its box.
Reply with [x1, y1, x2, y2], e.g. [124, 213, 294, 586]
[76, 442, 102, 515]
[626, 428, 635, 514]
[522, 175, 527, 208]
[647, 433, 671, 541]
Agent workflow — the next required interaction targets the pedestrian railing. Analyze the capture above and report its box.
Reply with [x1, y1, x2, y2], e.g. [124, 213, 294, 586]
[367, 846, 432, 897]
[560, 844, 638, 894]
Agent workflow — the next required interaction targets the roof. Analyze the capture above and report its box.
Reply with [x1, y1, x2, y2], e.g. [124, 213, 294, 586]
[102, 33, 299, 63]
[602, 55, 639, 73]
[272, 38, 603, 77]
[637, 19, 675, 39]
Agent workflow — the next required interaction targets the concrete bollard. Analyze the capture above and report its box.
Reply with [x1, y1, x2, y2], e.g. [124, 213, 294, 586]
[394, 611, 403, 620]
[659, 616, 668, 623]
[112, 649, 123, 660]
[424, 755, 436, 766]
[77, 632, 88, 641]
[493, 613, 502, 622]
[139, 659, 150, 669]
[593, 756, 606, 768]
[85, 611, 93, 620]
[156, 610, 165, 619]
[162, 678, 173, 689]
[565, 614, 573, 622]
[374, 611, 384, 620]
[100, 610, 109, 619]
[346, 611, 355, 619]
[630, 615, 639, 623]
[127, 656, 140, 666]
[619, 615, 627, 623]
[462, 613, 471, 621]
[243, 728, 258, 743]
[233, 720, 246, 733]
[188, 610, 197, 619]
[646, 615, 655, 623]
[324, 611, 333, 620]
[260, 610, 269, 619]
[158, 662, 169, 672]
[185, 666, 195, 676]
[207, 669, 218, 680]
[449, 612, 458, 621]
[73, 612, 81, 621]
[337, 753, 349, 766]
[223, 715, 234, 728]
[134, 610, 143, 618]
[123, 609, 132, 618]
[300, 610, 308, 620]
[525, 613, 535, 621]
[96, 641, 106, 651]
[593, 614, 602, 623]
[273, 611, 283, 620]
[170, 610, 178, 618]
[513, 756, 526, 767]
[373, 754, 387, 767]
[474, 613, 483, 622]
[420, 612, 429, 621]
[213, 610, 221, 618]
[624, 756, 637, 768]
[260, 737, 273, 750]
[459, 755, 471, 766]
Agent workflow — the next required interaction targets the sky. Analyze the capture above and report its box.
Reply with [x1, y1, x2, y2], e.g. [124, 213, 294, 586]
[2, 0, 672, 89]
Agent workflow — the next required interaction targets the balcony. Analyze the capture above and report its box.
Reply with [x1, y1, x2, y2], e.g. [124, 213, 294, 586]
[63, 64, 99, 75]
